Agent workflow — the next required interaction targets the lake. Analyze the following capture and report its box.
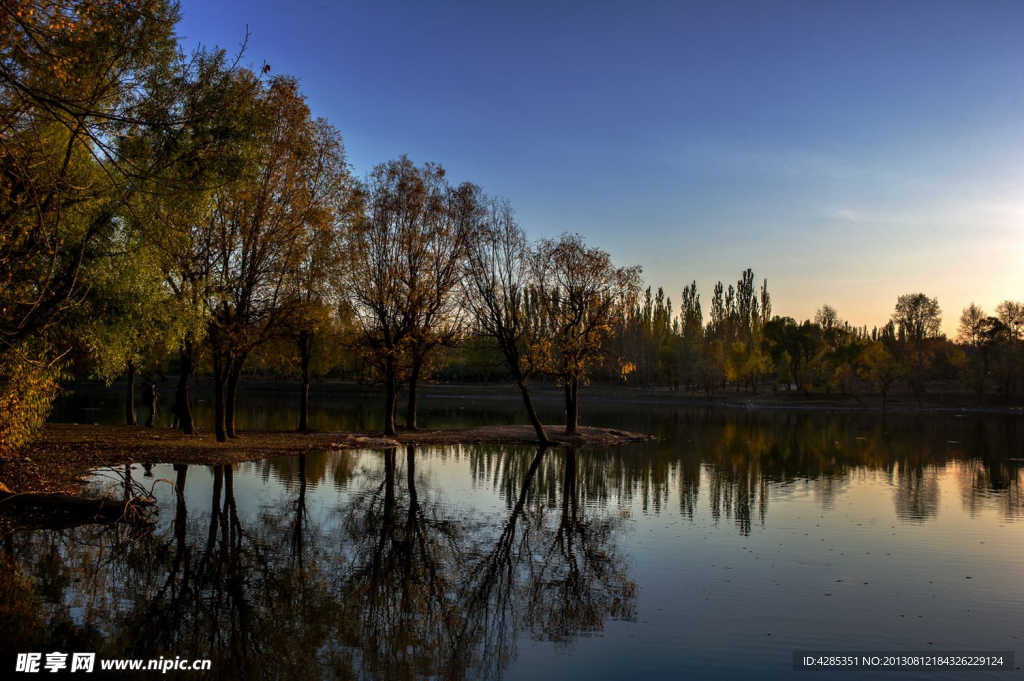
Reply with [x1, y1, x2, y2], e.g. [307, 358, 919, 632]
[3, 388, 1022, 679]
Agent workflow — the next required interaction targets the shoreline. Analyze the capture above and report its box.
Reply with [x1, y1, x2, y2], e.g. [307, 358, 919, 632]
[58, 378, 1024, 416]
[1, 423, 652, 496]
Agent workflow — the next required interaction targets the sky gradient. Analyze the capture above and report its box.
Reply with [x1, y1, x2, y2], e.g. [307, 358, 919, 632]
[177, 0, 1024, 335]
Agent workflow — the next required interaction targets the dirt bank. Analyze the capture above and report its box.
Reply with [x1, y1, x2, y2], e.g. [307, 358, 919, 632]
[1, 423, 652, 495]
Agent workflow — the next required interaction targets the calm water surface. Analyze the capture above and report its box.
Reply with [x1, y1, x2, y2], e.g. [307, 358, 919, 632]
[3, 391, 1023, 679]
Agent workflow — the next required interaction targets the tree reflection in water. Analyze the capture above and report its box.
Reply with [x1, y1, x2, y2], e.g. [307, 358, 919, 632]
[0, 446, 637, 679]
[1, 412, 1021, 678]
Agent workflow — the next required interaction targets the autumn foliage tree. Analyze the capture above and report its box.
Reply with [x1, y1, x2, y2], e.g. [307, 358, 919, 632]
[198, 75, 350, 442]
[0, 0, 239, 452]
[343, 157, 464, 436]
[534, 234, 641, 435]
[282, 145, 354, 432]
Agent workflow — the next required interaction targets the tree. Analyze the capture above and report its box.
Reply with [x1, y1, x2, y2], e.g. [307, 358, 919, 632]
[957, 303, 987, 347]
[283, 141, 353, 432]
[759, 278, 772, 329]
[343, 157, 452, 437]
[893, 293, 942, 346]
[762, 317, 824, 394]
[708, 282, 726, 339]
[892, 293, 942, 402]
[0, 0, 243, 452]
[695, 341, 726, 399]
[199, 77, 348, 442]
[534, 233, 641, 435]
[858, 342, 903, 410]
[815, 304, 840, 331]
[463, 198, 551, 444]
[995, 301, 1024, 342]
[78, 231, 198, 426]
[676, 281, 703, 391]
[403, 181, 476, 430]
[735, 268, 759, 341]
[992, 301, 1023, 396]
[726, 342, 748, 392]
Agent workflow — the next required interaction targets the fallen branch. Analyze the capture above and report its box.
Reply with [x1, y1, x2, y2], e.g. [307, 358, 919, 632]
[0, 489, 156, 530]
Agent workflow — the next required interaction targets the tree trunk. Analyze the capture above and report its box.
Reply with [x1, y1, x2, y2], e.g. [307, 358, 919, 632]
[0, 490, 155, 529]
[565, 375, 579, 436]
[406, 445, 416, 500]
[175, 345, 196, 435]
[173, 464, 188, 548]
[123, 464, 133, 503]
[212, 351, 228, 443]
[383, 356, 398, 437]
[383, 447, 396, 512]
[562, 447, 579, 527]
[517, 379, 550, 445]
[125, 361, 137, 426]
[564, 379, 571, 429]
[224, 465, 240, 545]
[173, 464, 188, 507]
[292, 454, 307, 556]
[298, 341, 311, 433]
[405, 356, 421, 431]
[225, 357, 243, 439]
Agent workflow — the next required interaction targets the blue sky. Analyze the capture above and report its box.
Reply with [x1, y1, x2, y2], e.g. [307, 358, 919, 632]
[177, 0, 1024, 334]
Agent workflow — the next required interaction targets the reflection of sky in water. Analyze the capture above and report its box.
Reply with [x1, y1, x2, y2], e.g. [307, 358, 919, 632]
[18, 393, 1024, 679]
[77, 442, 1024, 681]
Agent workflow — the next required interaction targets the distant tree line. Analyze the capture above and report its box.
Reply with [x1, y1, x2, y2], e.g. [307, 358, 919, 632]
[2, 1, 1021, 455]
[600, 282, 1022, 409]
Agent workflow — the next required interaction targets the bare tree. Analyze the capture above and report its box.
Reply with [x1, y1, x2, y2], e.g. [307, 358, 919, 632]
[996, 301, 1024, 342]
[957, 302, 987, 347]
[463, 198, 551, 445]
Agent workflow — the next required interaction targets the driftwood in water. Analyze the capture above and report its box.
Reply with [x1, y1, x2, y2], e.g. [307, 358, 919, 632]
[0, 489, 156, 530]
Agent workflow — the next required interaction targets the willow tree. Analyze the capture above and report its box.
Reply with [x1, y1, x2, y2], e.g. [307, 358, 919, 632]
[534, 234, 641, 435]
[463, 198, 550, 444]
[0, 0, 232, 452]
[118, 50, 268, 435]
[78, 230, 200, 426]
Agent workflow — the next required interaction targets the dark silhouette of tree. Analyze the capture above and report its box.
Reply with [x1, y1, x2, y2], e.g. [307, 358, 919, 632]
[463, 198, 551, 444]
[342, 158, 461, 436]
[892, 293, 942, 403]
[815, 304, 840, 331]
